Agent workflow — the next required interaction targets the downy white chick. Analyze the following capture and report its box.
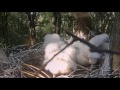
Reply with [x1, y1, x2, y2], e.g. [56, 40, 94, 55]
[88, 33, 110, 66]
[89, 33, 109, 47]
[88, 52, 102, 65]
[44, 52, 77, 77]
[43, 33, 77, 77]
[99, 42, 109, 60]
[73, 41, 91, 66]
[43, 33, 65, 61]
[73, 41, 102, 71]
[44, 41, 65, 60]
[73, 33, 109, 67]
[61, 44, 77, 62]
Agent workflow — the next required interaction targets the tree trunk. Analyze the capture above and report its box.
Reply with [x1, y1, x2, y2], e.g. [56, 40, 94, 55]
[52, 12, 61, 34]
[2, 12, 8, 46]
[19, 13, 23, 35]
[5, 12, 8, 46]
[26, 12, 36, 48]
[111, 12, 120, 71]
[1, 13, 4, 40]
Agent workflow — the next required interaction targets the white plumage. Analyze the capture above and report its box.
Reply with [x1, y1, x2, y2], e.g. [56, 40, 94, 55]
[73, 33, 109, 66]
[44, 41, 65, 60]
[88, 52, 102, 65]
[73, 41, 90, 66]
[89, 33, 109, 47]
[61, 45, 77, 62]
[43, 33, 77, 77]
[43, 33, 61, 47]
[88, 33, 109, 65]
[44, 53, 77, 77]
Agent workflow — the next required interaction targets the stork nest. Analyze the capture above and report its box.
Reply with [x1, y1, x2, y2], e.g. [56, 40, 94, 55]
[0, 42, 119, 78]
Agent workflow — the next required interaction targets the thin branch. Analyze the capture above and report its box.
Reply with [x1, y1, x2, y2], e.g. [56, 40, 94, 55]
[66, 31, 120, 55]
[77, 64, 91, 71]
[22, 63, 50, 78]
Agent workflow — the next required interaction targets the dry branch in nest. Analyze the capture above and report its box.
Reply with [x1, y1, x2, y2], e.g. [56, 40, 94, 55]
[66, 31, 120, 55]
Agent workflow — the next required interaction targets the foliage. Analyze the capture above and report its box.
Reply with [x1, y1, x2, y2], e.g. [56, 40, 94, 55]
[91, 12, 115, 34]
[0, 12, 115, 48]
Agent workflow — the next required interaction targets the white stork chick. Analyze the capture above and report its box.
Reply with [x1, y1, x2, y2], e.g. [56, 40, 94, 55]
[99, 42, 109, 60]
[43, 33, 78, 77]
[68, 33, 109, 71]
[61, 44, 77, 62]
[88, 33, 110, 66]
[88, 52, 102, 65]
[44, 42, 60, 62]
[72, 41, 90, 66]
[89, 33, 109, 47]
[43, 33, 65, 60]
[44, 52, 77, 77]
[73, 42, 102, 72]
[43, 33, 78, 62]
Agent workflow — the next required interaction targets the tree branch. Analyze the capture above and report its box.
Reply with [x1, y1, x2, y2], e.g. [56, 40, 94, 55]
[66, 31, 120, 55]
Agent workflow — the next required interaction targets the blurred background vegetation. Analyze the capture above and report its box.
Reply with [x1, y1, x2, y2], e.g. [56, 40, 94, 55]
[0, 12, 115, 47]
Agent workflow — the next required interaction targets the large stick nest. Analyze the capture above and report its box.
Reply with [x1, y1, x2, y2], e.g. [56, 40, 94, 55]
[0, 35, 120, 78]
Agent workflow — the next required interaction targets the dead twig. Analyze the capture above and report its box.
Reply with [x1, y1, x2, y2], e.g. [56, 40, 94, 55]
[66, 31, 120, 55]
[22, 63, 50, 78]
